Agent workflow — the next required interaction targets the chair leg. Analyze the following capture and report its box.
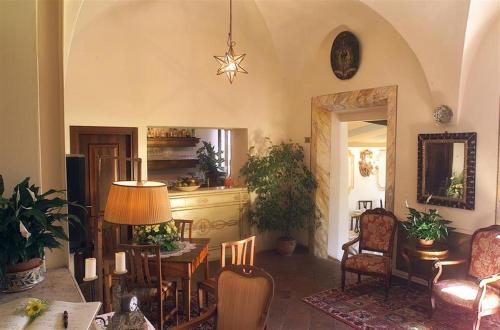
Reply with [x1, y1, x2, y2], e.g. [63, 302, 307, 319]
[384, 276, 390, 300]
[197, 286, 205, 313]
[430, 295, 435, 318]
[357, 274, 361, 283]
[341, 270, 346, 291]
[175, 288, 179, 325]
[473, 314, 481, 330]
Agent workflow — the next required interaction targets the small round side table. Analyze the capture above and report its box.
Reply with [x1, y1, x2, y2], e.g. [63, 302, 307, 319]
[401, 242, 449, 290]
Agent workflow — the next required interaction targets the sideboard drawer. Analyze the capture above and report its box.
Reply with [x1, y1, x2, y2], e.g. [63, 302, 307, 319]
[170, 191, 248, 210]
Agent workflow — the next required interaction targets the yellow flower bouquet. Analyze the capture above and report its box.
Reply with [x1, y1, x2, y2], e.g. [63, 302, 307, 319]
[132, 220, 179, 251]
[24, 298, 48, 322]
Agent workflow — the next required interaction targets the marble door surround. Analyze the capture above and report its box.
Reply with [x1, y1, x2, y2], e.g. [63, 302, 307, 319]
[310, 86, 398, 258]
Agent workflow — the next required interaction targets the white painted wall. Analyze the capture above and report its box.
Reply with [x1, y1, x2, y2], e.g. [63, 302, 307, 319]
[328, 120, 350, 260]
[63, 0, 499, 250]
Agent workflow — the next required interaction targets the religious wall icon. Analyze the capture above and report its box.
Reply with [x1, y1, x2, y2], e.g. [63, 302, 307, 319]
[330, 31, 360, 80]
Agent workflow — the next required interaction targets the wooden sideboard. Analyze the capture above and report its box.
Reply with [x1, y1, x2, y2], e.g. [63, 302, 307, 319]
[169, 187, 250, 260]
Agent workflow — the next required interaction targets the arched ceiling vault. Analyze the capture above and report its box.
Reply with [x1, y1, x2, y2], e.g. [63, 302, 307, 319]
[66, 0, 485, 113]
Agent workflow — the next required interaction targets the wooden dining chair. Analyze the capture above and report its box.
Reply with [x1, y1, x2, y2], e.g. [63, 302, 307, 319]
[119, 244, 179, 329]
[173, 265, 274, 330]
[197, 236, 256, 311]
[358, 200, 373, 210]
[174, 219, 193, 241]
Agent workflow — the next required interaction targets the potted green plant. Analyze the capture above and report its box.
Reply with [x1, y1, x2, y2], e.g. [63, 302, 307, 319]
[446, 171, 464, 199]
[402, 198, 453, 247]
[0, 175, 82, 292]
[240, 140, 319, 255]
[197, 141, 225, 186]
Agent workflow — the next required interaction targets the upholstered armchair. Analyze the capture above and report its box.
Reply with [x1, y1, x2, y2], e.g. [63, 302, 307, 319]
[173, 264, 274, 330]
[432, 225, 500, 330]
[341, 208, 398, 298]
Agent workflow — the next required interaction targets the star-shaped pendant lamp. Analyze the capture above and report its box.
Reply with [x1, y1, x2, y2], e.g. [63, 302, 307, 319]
[214, 0, 247, 84]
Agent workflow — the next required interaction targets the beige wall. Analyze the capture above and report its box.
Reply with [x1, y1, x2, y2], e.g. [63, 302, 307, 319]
[64, 0, 499, 249]
[0, 0, 67, 269]
[0, 0, 41, 191]
[64, 0, 287, 162]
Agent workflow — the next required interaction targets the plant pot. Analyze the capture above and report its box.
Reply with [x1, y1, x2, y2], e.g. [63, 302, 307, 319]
[276, 237, 297, 256]
[417, 239, 435, 247]
[1, 258, 46, 293]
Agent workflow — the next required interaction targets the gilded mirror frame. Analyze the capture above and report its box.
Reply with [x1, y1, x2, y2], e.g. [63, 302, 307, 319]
[417, 132, 477, 210]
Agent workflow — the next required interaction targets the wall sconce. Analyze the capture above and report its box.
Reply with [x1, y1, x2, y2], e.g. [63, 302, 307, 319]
[359, 149, 375, 177]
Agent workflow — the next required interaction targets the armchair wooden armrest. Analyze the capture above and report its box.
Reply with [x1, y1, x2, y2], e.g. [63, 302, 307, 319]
[170, 305, 217, 330]
[342, 237, 360, 251]
[341, 237, 360, 264]
[479, 273, 500, 288]
[433, 259, 467, 284]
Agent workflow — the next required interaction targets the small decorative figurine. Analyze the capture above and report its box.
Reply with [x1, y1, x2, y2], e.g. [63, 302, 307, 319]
[107, 295, 147, 330]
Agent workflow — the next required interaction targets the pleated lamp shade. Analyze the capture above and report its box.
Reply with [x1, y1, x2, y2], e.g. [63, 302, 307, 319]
[104, 181, 172, 225]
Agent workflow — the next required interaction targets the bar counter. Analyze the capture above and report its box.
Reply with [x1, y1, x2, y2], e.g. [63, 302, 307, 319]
[168, 186, 250, 260]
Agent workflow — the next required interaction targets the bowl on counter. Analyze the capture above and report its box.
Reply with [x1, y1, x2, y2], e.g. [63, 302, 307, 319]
[175, 185, 201, 192]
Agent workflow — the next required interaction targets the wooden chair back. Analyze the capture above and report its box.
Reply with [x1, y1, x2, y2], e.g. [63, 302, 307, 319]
[359, 208, 397, 256]
[467, 225, 500, 287]
[221, 236, 256, 268]
[118, 243, 169, 329]
[216, 265, 274, 330]
[118, 244, 162, 290]
[174, 219, 193, 241]
[358, 200, 373, 210]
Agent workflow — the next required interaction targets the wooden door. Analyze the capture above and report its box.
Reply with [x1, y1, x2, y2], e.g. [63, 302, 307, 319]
[70, 126, 138, 256]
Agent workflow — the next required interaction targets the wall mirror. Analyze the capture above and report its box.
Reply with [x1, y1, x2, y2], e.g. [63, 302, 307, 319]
[417, 132, 476, 210]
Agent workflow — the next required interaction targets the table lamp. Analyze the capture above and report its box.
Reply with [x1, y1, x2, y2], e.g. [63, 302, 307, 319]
[104, 180, 172, 226]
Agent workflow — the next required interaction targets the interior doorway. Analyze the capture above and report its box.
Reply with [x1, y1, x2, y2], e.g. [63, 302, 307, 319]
[69, 126, 138, 301]
[309, 86, 397, 260]
[347, 121, 387, 240]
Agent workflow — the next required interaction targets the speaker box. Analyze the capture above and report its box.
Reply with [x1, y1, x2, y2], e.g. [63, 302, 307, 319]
[66, 154, 88, 253]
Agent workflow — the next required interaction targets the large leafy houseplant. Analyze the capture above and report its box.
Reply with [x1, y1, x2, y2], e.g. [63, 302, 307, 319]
[0, 175, 82, 279]
[402, 198, 453, 245]
[240, 140, 318, 255]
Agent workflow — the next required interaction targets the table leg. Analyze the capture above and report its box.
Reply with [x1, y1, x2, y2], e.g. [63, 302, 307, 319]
[182, 264, 192, 321]
[350, 217, 353, 231]
[402, 248, 412, 287]
[204, 254, 209, 280]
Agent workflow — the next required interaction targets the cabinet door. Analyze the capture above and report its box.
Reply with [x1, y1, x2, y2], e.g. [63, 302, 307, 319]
[172, 204, 242, 260]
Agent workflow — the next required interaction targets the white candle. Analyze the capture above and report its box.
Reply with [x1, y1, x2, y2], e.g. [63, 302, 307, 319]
[85, 258, 96, 279]
[115, 252, 127, 273]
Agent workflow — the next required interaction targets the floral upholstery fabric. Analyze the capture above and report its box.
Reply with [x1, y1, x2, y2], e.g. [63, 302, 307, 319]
[360, 214, 396, 252]
[469, 230, 500, 288]
[433, 279, 500, 311]
[344, 253, 390, 274]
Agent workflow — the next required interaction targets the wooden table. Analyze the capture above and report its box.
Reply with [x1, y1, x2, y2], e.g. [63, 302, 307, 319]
[350, 210, 363, 232]
[158, 238, 209, 321]
[401, 242, 449, 290]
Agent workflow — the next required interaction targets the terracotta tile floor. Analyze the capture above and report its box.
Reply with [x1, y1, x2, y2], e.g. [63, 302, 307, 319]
[199, 246, 357, 330]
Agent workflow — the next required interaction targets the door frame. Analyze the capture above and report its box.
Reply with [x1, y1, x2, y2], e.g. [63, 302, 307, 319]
[69, 125, 138, 304]
[310, 86, 397, 259]
[70, 126, 138, 157]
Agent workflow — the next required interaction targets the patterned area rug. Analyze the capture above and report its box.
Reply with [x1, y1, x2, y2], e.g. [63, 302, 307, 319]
[302, 279, 500, 330]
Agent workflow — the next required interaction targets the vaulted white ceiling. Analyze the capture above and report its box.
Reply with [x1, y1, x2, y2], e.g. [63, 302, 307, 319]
[65, 0, 497, 112]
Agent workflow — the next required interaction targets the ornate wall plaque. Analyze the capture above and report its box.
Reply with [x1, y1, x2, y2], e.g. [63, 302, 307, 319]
[330, 31, 360, 80]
